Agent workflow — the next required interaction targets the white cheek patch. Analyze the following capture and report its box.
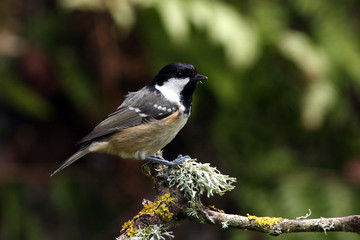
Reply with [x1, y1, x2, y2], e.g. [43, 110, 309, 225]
[155, 77, 189, 104]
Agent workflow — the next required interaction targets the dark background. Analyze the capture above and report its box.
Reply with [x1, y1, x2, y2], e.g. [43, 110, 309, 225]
[1, 0, 360, 239]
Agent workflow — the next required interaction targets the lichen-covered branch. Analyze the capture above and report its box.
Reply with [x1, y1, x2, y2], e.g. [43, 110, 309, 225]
[201, 210, 360, 236]
[117, 159, 360, 239]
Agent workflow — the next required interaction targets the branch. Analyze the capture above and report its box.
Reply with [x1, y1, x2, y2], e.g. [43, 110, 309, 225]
[117, 159, 360, 239]
[203, 210, 360, 235]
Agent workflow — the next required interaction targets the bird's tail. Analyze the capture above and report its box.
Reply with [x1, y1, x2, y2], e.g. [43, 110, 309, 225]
[50, 147, 90, 176]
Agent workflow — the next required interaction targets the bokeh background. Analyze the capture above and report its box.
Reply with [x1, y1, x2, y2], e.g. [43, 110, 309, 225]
[1, 0, 360, 239]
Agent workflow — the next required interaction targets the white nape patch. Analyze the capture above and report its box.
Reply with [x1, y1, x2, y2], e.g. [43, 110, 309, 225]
[155, 77, 189, 105]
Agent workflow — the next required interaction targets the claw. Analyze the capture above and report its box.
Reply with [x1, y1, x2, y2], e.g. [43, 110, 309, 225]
[173, 155, 190, 164]
[164, 167, 171, 179]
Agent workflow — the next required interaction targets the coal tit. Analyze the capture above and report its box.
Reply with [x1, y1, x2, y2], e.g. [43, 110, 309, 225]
[51, 62, 207, 176]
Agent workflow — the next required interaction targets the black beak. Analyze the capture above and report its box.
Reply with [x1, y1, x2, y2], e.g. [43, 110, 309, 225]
[192, 74, 208, 82]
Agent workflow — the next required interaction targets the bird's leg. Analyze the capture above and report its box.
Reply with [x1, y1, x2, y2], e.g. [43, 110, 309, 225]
[141, 150, 164, 173]
[145, 154, 190, 178]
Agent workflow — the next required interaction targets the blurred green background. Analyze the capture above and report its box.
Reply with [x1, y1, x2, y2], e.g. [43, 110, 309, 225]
[1, 0, 360, 239]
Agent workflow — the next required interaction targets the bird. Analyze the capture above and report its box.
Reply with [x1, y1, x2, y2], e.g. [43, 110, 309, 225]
[51, 62, 207, 176]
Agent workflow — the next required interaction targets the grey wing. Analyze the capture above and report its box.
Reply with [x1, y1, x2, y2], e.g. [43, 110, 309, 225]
[78, 87, 178, 144]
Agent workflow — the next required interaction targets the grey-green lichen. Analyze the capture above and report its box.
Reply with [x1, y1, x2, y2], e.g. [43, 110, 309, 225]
[160, 158, 237, 218]
[318, 217, 335, 235]
[129, 225, 174, 240]
[296, 209, 312, 220]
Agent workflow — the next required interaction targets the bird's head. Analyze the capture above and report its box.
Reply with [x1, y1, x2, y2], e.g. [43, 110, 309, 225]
[150, 62, 208, 104]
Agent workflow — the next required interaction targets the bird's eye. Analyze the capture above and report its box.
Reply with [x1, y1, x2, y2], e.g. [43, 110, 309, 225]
[176, 72, 183, 78]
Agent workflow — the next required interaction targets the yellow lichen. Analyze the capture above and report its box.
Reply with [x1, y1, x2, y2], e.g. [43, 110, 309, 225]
[247, 214, 282, 229]
[142, 165, 151, 175]
[120, 193, 175, 237]
[207, 205, 225, 213]
[120, 219, 137, 237]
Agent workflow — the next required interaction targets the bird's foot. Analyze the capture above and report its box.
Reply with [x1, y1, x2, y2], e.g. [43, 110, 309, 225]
[144, 154, 190, 178]
[145, 154, 189, 166]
